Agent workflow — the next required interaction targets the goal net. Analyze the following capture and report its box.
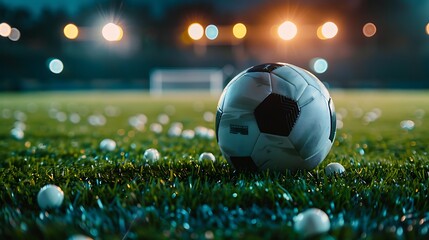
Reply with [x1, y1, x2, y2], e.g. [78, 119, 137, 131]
[150, 68, 224, 95]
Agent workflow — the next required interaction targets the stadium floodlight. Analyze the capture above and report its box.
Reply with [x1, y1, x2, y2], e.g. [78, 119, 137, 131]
[8, 28, 20, 41]
[0, 22, 11, 37]
[102, 23, 123, 42]
[233, 23, 247, 39]
[277, 21, 297, 40]
[310, 58, 328, 74]
[317, 22, 338, 40]
[64, 23, 79, 40]
[188, 23, 204, 40]
[150, 68, 223, 95]
[363, 22, 377, 37]
[48, 58, 64, 74]
[205, 24, 219, 40]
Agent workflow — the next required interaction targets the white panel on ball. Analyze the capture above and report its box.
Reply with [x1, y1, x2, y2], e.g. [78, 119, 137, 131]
[270, 69, 308, 101]
[222, 72, 272, 113]
[217, 111, 260, 156]
[251, 133, 304, 171]
[272, 64, 330, 101]
[300, 69, 330, 100]
[289, 86, 332, 162]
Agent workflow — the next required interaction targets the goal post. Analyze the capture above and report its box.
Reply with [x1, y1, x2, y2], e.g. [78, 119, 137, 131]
[150, 68, 224, 95]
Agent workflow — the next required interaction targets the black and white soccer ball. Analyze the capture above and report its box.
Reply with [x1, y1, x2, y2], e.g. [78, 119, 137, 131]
[215, 63, 336, 171]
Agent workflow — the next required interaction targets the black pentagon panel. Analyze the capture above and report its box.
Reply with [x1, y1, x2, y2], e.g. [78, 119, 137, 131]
[229, 156, 258, 172]
[246, 63, 285, 73]
[328, 98, 336, 142]
[215, 108, 223, 142]
[254, 93, 300, 137]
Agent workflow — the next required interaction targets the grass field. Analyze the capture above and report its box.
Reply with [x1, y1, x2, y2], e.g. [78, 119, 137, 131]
[1, 90, 429, 239]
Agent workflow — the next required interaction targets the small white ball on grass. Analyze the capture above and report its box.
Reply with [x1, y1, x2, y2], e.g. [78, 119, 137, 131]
[68, 234, 93, 240]
[157, 114, 169, 125]
[325, 162, 345, 176]
[204, 129, 215, 140]
[144, 148, 160, 162]
[99, 138, 116, 151]
[198, 152, 216, 162]
[194, 126, 208, 137]
[150, 123, 163, 134]
[37, 184, 64, 210]
[294, 208, 330, 238]
[11, 128, 24, 140]
[181, 130, 195, 139]
[168, 126, 182, 137]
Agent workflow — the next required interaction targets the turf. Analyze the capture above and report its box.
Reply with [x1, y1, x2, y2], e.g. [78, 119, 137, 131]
[0, 90, 429, 239]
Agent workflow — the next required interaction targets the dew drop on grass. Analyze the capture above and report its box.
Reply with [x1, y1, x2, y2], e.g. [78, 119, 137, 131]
[183, 222, 190, 230]
[97, 198, 103, 209]
[20, 222, 28, 232]
[421, 226, 428, 235]
[396, 226, 404, 236]
[204, 230, 214, 239]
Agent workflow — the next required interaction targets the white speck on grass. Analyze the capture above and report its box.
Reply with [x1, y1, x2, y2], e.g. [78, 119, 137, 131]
[181, 129, 195, 139]
[400, 120, 415, 131]
[203, 111, 215, 122]
[99, 139, 116, 151]
[199, 152, 216, 162]
[157, 114, 169, 125]
[150, 123, 163, 134]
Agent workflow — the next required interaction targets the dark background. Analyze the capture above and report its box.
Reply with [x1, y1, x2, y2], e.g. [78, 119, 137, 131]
[1, 0, 429, 91]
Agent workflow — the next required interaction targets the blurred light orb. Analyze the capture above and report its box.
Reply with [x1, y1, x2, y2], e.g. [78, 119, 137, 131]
[426, 23, 429, 35]
[363, 22, 377, 37]
[102, 23, 123, 42]
[277, 21, 297, 40]
[233, 23, 247, 39]
[310, 58, 328, 74]
[318, 22, 338, 39]
[8, 28, 20, 41]
[188, 23, 204, 40]
[205, 24, 219, 40]
[64, 23, 79, 39]
[48, 58, 64, 74]
[0, 22, 12, 37]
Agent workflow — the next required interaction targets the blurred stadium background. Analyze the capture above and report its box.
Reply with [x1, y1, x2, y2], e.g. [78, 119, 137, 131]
[1, 0, 429, 91]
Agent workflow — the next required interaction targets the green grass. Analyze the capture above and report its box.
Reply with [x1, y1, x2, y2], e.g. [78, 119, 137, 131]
[1, 90, 429, 239]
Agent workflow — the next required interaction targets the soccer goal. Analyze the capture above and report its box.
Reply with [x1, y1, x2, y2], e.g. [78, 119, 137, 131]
[150, 68, 224, 95]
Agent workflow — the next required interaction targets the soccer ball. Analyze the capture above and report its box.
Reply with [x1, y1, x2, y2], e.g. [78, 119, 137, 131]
[215, 63, 336, 171]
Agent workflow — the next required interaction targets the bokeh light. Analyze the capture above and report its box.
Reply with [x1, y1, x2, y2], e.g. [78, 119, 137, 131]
[426, 23, 429, 35]
[102, 23, 123, 42]
[310, 58, 328, 74]
[8, 28, 20, 41]
[0, 22, 12, 37]
[277, 21, 297, 40]
[64, 23, 79, 39]
[205, 24, 219, 40]
[363, 22, 377, 37]
[233, 23, 247, 39]
[318, 22, 338, 40]
[48, 58, 64, 74]
[188, 23, 204, 40]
